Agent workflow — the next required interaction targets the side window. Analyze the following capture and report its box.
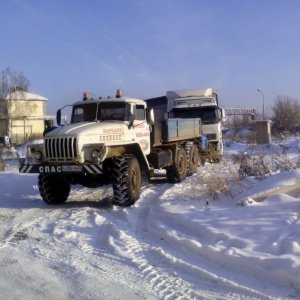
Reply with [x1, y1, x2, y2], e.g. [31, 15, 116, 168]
[72, 107, 84, 123]
[135, 105, 145, 120]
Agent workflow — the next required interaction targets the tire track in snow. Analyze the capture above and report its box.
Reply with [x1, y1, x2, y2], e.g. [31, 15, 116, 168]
[0, 208, 64, 249]
[0, 206, 89, 299]
[32, 194, 158, 299]
[128, 179, 270, 299]
[104, 182, 210, 299]
[0, 167, 282, 299]
[83, 176, 273, 299]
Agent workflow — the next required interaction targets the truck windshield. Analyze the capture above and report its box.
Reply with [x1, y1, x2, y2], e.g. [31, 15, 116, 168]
[97, 102, 127, 121]
[71, 103, 97, 123]
[71, 102, 128, 123]
[173, 107, 219, 124]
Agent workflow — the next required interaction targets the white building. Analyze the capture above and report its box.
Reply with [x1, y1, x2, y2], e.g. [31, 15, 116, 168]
[0, 90, 49, 145]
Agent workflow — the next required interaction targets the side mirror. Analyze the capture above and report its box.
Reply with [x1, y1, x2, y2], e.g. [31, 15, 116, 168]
[129, 114, 135, 129]
[147, 109, 155, 125]
[56, 109, 62, 126]
[150, 109, 155, 124]
[221, 108, 226, 123]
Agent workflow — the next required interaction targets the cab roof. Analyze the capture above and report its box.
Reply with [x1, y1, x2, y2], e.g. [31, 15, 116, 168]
[72, 97, 146, 106]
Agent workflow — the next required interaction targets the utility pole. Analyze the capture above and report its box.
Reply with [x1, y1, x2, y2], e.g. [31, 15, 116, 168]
[257, 88, 265, 120]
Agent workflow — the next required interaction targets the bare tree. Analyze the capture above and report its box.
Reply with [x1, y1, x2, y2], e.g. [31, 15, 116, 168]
[0, 67, 31, 139]
[271, 95, 300, 132]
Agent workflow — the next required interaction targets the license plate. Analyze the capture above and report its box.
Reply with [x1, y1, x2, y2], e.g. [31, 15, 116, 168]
[62, 165, 82, 172]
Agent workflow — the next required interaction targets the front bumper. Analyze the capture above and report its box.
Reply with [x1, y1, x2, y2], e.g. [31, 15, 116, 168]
[19, 164, 103, 174]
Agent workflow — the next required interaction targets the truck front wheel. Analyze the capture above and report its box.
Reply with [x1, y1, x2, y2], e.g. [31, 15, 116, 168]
[112, 155, 141, 206]
[38, 174, 70, 204]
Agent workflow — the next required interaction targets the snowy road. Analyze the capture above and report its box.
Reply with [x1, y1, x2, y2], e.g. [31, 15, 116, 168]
[1, 144, 300, 300]
[1, 174, 235, 300]
[0, 174, 160, 299]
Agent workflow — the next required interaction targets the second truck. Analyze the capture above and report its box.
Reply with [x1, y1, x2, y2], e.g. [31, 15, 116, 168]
[19, 90, 208, 207]
[146, 88, 225, 162]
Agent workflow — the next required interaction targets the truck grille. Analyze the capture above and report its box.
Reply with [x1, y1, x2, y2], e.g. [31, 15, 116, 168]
[45, 137, 78, 161]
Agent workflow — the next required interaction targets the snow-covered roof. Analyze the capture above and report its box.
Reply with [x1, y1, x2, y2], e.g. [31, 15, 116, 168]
[6, 90, 48, 101]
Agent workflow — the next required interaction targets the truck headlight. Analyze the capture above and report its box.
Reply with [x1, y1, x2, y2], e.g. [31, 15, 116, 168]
[91, 150, 101, 163]
[19, 158, 25, 165]
[34, 150, 43, 161]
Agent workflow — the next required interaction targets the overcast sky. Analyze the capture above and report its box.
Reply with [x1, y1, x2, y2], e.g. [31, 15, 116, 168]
[1, 0, 300, 116]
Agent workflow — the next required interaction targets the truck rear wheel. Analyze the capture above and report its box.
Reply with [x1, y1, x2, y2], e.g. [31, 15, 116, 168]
[38, 174, 70, 205]
[166, 147, 187, 183]
[186, 143, 198, 176]
[112, 155, 141, 206]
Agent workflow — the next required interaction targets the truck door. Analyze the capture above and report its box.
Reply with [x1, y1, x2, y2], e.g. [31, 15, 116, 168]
[133, 104, 151, 155]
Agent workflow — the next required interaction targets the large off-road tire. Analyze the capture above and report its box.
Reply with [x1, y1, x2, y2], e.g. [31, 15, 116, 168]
[112, 155, 141, 206]
[166, 147, 187, 183]
[38, 174, 71, 205]
[185, 142, 199, 176]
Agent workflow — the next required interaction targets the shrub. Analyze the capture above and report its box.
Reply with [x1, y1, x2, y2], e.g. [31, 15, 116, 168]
[271, 96, 300, 132]
[232, 151, 271, 179]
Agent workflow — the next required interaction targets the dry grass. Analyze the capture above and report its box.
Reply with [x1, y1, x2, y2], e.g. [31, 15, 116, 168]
[178, 140, 300, 202]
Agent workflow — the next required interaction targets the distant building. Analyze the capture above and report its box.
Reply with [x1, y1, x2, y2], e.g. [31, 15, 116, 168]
[0, 90, 49, 145]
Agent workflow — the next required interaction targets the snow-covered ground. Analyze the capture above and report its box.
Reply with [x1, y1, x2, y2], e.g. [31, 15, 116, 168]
[1, 138, 300, 299]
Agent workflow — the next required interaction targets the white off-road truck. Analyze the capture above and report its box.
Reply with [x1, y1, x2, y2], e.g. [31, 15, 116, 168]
[19, 90, 207, 206]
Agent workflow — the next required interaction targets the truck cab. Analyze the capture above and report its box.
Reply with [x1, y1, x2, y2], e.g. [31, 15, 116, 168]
[44, 93, 152, 165]
[166, 88, 225, 161]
